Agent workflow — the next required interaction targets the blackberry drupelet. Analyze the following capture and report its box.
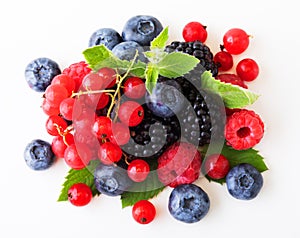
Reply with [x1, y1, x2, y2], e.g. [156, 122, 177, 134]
[176, 77, 225, 146]
[165, 40, 219, 78]
[121, 105, 180, 159]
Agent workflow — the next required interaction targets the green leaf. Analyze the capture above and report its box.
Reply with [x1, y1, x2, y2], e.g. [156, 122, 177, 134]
[83, 45, 146, 78]
[145, 63, 159, 94]
[201, 144, 268, 184]
[157, 52, 199, 78]
[150, 27, 169, 50]
[83, 45, 112, 70]
[121, 171, 165, 208]
[57, 160, 100, 201]
[201, 71, 259, 109]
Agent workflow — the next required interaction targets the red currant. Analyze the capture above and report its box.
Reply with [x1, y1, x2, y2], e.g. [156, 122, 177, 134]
[236, 58, 259, 82]
[60, 97, 81, 121]
[97, 67, 117, 88]
[42, 98, 60, 116]
[204, 154, 230, 179]
[96, 93, 110, 110]
[45, 115, 68, 136]
[68, 183, 92, 207]
[44, 84, 69, 107]
[127, 159, 150, 182]
[182, 21, 207, 43]
[51, 74, 75, 96]
[93, 116, 112, 140]
[97, 142, 122, 165]
[82, 72, 104, 91]
[223, 28, 250, 55]
[118, 101, 144, 127]
[123, 77, 146, 99]
[111, 122, 130, 146]
[51, 133, 74, 158]
[64, 144, 91, 169]
[213, 51, 234, 71]
[132, 200, 156, 224]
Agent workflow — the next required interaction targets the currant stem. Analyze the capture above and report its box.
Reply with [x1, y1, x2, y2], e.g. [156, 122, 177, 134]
[71, 89, 115, 97]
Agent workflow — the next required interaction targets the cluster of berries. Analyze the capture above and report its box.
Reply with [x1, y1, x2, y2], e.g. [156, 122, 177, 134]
[24, 15, 266, 225]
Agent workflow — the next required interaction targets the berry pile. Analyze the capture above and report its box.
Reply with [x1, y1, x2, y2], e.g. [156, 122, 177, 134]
[24, 15, 268, 224]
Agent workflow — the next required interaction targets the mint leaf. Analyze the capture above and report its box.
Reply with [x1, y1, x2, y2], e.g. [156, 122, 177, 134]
[145, 63, 159, 94]
[201, 144, 268, 184]
[83, 45, 112, 70]
[83, 45, 146, 78]
[150, 27, 169, 50]
[201, 71, 259, 108]
[57, 160, 100, 201]
[157, 52, 199, 78]
[121, 171, 165, 208]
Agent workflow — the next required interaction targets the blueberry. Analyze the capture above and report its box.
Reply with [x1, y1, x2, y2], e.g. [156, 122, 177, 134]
[88, 28, 123, 50]
[94, 163, 133, 196]
[112, 41, 147, 62]
[122, 15, 163, 46]
[25, 57, 61, 92]
[226, 163, 263, 200]
[145, 79, 185, 117]
[168, 184, 210, 223]
[24, 139, 55, 171]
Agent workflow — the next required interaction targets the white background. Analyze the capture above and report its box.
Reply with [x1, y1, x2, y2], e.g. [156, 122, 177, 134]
[0, 0, 299, 237]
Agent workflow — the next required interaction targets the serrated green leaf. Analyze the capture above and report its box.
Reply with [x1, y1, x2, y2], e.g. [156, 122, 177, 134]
[201, 144, 268, 185]
[83, 45, 112, 70]
[83, 45, 146, 78]
[145, 63, 159, 94]
[121, 171, 165, 208]
[150, 27, 169, 50]
[201, 71, 259, 109]
[57, 160, 100, 201]
[157, 52, 199, 78]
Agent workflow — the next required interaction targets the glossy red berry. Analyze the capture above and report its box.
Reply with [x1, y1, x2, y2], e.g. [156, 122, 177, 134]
[93, 116, 112, 140]
[44, 84, 69, 107]
[45, 115, 68, 136]
[59, 97, 81, 121]
[123, 77, 146, 99]
[68, 183, 92, 207]
[64, 144, 91, 169]
[127, 159, 150, 182]
[118, 101, 144, 127]
[223, 28, 250, 55]
[204, 154, 230, 179]
[132, 200, 156, 224]
[51, 133, 74, 158]
[42, 98, 60, 116]
[111, 122, 130, 146]
[97, 142, 122, 165]
[183, 21, 208, 43]
[97, 67, 117, 88]
[82, 72, 104, 91]
[236, 58, 259, 82]
[51, 74, 75, 96]
[214, 51, 234, 71]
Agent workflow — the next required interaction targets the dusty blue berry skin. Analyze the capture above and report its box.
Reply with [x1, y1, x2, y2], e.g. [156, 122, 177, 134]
[112, 41, 147, 62]
[88, 28, 123, 50]
[94, 164, 132, 196]
[226, 163, 263, 200]
[145, 80, 185, 118]
[25, 57, 61, 92]
[122, 15, 163, 46]
[168, 184, 210, 223]
[24, 139, 55, 171]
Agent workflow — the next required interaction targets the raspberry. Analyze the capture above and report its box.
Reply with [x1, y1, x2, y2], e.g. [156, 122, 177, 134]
[157, 142, 201, 187]
[225, 109, 264, 150]
[62, 61, 91, 92]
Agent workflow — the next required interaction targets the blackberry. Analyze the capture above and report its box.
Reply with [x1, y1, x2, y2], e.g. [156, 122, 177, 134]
[121, 105, 180, 159]
[176, 77, 225, 146]
[165, 40, 218, 79]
